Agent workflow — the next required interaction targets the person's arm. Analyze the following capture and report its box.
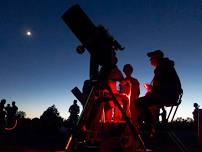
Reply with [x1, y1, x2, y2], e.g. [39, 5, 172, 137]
[69, 106, 72, 113]
[136, 80, 140, 97]
[77, 106, 80, 114]
[144, 83, 153, 92]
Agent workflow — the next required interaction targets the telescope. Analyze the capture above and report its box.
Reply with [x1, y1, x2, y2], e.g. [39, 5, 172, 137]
[62, 4, 124, 80]
[61, 5, 148, 152]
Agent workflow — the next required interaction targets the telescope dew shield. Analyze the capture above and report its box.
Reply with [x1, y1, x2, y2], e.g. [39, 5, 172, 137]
[62, 4, 97, 53]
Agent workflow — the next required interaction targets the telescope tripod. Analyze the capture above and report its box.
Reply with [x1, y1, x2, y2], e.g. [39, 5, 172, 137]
[65, 80, 147, 152]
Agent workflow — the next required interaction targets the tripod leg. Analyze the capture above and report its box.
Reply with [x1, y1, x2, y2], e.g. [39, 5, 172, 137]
[106, 85, 147, 151]
[65, 85, 96, 151]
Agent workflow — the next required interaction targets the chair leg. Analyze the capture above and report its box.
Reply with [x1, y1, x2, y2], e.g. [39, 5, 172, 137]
[171, 105, 179, 122]
[167, 126, 190, 152]
[165, 104, 189, 152]
[166, 106, 173, 121]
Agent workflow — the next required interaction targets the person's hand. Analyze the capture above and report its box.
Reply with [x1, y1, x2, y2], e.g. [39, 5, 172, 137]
[144, 83, 152, 92]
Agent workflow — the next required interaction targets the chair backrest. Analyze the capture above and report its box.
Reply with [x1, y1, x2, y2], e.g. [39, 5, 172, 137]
[166, 92, 183, 122]
[163, 93, 182, 107]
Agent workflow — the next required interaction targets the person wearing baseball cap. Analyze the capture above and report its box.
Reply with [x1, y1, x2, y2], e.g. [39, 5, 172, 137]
[135, 50, 182, 137]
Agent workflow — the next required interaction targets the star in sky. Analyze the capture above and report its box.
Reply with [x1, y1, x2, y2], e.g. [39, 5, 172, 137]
[26, 30, 32, 37]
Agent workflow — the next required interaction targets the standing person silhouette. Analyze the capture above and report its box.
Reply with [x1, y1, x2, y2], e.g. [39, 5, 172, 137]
[119, 64, 140, 151]
[0, 99, 7, 131]
[136, 50, 182, 136]
[120, 64, 140, 123]
[192, 103, 199, 125]
[11, 101, 18, 117]
[5, 104, 12, 127]
[9, 101, 18, 126]
[69, 100, 80, 125]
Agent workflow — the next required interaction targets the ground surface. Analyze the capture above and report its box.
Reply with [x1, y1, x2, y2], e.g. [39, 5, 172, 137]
[0, 122, 200, 152]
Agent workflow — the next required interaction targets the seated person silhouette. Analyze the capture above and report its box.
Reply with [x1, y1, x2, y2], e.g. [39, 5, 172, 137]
[135, 50, 182, 136]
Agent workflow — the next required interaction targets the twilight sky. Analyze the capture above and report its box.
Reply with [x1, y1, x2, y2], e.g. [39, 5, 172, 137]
[0, 0, 202, 119]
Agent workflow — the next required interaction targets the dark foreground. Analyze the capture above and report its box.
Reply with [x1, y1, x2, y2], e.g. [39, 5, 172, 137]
[0, 122, 200, 152]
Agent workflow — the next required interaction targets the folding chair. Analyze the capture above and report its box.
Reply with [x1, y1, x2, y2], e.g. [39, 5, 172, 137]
[149, 90, 183, 125]
[165, 91, 183, 122]
[159, 90, 190, 152]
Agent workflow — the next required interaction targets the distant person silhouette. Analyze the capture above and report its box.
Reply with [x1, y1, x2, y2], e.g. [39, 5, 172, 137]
[192, 103, 199, 125]
[136, 50, 182, 136]
[5, 103, 12, 127]
[5, 104, 11, 113]
[0, 99, 7, 131]
[69, 100, 80, 125]
[11, 101, 18, 118]
[120, 64, 140, 124]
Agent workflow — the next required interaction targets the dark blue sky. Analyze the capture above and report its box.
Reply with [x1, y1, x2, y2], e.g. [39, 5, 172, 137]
[0, 0, 202, 119]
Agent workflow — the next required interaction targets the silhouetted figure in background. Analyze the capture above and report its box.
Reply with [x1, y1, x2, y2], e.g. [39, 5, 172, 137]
[11, 101, 18, 118]
[136, 50, 182, 136]
[5, 104, 11, 113]
[69, 100, 80, 126]
[0, 99, 6, 131]
[192, 103, 199, 125]
[5, 103, 12, 127]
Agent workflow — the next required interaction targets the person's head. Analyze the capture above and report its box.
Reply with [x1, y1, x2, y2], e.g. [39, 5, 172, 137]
[1, 99, 6, 105]
[147, 50, 164, 67]
[123, 64, 133, 77]
[12, 101, 16, 106]
[73, 100, 77, 104]
[7, 104, 10, 107]
[194, 103, 199, 108]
